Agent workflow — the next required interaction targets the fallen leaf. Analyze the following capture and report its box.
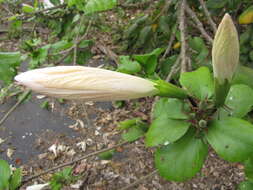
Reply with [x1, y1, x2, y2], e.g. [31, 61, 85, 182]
[7, 148, 14, 158]
[26, 183, 49, 190]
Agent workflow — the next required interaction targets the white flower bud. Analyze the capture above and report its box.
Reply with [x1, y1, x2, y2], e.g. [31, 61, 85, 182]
[212, 13, 239, 84]
[15, 66, 158, 101]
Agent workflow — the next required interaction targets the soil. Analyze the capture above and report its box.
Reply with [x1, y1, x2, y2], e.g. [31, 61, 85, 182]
[0, 95, 245, 190]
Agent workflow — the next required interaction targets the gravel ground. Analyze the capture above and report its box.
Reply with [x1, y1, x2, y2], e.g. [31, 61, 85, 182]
[12, 98, 245, 190]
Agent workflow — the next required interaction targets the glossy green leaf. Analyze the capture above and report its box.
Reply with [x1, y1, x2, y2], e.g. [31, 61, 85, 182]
[84, 0, 117, 14]
[0, 52, 21, 84]
[233, 66, 253, 89]
[0, 159, 11, 190]
[146, 115, 190, 147]
[152, 98, 189, 119]
[133, 48, 164, 74]
[155, 129, 208, 181]
[206, 117, 253, 162]
[238, 181, 253, 190]
[219, 84, 253, 118]
[117, 56, 142, 74]
[122, 126, 146, 142]
[9, 168, 22, 190]
[179, 67, 214, 100]
[244, 157, 253, 182]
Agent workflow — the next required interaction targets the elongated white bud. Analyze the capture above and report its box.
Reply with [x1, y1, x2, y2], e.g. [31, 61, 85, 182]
[212, 13, 239, 84]
[15, 66, 158, 101]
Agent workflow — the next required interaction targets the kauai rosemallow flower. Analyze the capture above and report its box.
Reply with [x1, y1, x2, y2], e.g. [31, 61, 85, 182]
[15, 66, 159, 101]
[212, 13, 239, 107]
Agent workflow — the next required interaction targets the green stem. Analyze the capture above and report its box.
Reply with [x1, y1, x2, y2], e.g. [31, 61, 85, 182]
[214, 78, 230, 108]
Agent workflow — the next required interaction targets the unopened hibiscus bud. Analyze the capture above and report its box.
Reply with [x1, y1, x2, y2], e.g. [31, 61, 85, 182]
[212, 13, 239, 84]
[15, 66, 159, 101]
[212, 13, 239, 107]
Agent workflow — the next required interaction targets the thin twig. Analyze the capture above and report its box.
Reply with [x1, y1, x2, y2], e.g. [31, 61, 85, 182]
[21, 141, 129, 184]
[54, 21, 92, 65]
[198, 0, 217, 33]
[97, 43, 119, 65]
[0, 4, 14, 16]
[2, 4, 66, 21]
[119, 170, 158, 190]
[166, 54, 181, 81]
[73, 44, 77, 65]
[0, 90, 30, 126]
[162, 21, 178, 60]
[185, 4, 213, 44]
[179, 0, 187, 73]
[152, 0, 173, 23]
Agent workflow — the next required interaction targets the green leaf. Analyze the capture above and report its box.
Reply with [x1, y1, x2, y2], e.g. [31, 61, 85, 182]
[117, 56, 142, 74]
[238, 5, 253, 24]
[238, 181, 253, 190]
[206, 117, 253, 162]
[155, 129, 208, 181]
[118, 118, 142, 130]
[51, 40, 73, 53]
[0, 52, 21, 84]
[122, 126, 146, 142]
[133, 48, 164, 74]
[0, 159, 11, 190]
[146, 115, 190, 147]
[137, 26, 152, 47]
[152, 98, 189, 119]
[240, 27, 252, 45]
[84, 0, 117, 14]
[9, 168, 22, 190]
[188, 37, 209, 62]
[40, 100, 49, 109]
[160, 55, 178, 77]
[159, 15, 170, 35]
[29, 45, 50, 69]
[78, 40, 93, 48]
[206, 0, 228, 9]
[219, 84, 253, 118]
[233, 66, 253, 89]
[98, 150, 115, 160]
[22, 4, 35, 13]
[50, 167, 74, 190]
[244, 157, 253, 182]
[179, 67, 214, 100]
[50, 0, 61, 5]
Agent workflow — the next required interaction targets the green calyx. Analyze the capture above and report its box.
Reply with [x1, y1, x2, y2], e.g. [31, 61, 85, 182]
[214, 78, 230, 107]
[154, 80, 188, 99]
